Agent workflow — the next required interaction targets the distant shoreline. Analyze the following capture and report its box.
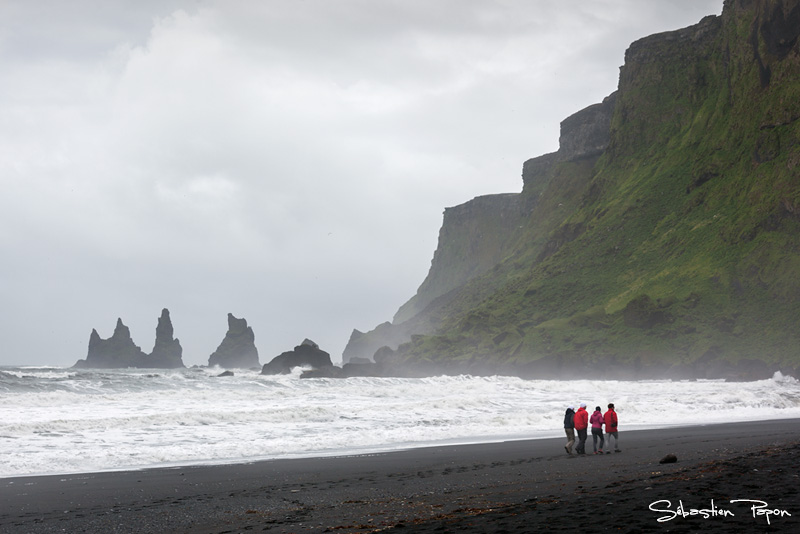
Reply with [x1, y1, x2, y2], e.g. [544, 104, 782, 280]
[5, 363, 797, 382]
[3, 419, 800, 533]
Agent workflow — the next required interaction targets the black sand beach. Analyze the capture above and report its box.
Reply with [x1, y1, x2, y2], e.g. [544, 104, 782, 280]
[2, 419, 799, 533]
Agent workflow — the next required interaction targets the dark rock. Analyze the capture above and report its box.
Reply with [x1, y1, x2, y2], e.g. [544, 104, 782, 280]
[705, 356, 773, 381]
[726, 359, 773, 381]
[144, 308, 184, 368]
[659, 454, 678, 464]
[341, 362, 382, 377]
[558, 92, 616, 162]
[208, 313, 260, 369]
[74, 318, 148, 369]
[521, 152, 558, 190]
[622, 295, 671, 329]
[261, 339, 333, 375]
[342, 324, 418, 365]
[217, 370, 235, 377]
[624, 15, 721, 66]
[300, 366, 343, 379]
[341, 328, 375, 364]
[373, 345, 396, 364]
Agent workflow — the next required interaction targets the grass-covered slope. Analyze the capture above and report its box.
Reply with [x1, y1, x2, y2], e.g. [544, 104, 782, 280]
[387, 0, 800, 378]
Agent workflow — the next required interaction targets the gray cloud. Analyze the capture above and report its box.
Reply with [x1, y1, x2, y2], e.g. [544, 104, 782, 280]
[0, 0, 722, 366]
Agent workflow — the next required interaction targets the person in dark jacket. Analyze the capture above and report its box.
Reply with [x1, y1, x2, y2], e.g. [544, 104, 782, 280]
[573, 403, 589, 454]
[563, 406, 575, 455]
[604, 403, 620, 452]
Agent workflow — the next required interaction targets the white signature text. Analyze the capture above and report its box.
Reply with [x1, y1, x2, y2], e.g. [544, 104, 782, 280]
[649, 499, 791, 525]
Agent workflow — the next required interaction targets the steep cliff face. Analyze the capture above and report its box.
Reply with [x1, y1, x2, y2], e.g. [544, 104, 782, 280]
[558, 92, 617, 163]
[394, 193, 526, 324]
[350, 0, 800, 379]
[343, 93, 618, 363]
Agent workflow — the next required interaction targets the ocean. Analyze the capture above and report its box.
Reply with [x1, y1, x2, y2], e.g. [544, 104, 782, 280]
[2, 366, 799, 478]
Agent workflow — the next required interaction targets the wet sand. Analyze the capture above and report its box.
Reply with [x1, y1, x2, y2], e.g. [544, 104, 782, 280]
[2, 419, 799, 533]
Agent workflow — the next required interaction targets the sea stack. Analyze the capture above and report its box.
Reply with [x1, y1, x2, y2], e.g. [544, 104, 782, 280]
[261, 339, 334, 375]
[145, 308, 185, 368]
[74, 318, 148, 369]
[74, 309, 185, 369]
[208, 313, 260, 369]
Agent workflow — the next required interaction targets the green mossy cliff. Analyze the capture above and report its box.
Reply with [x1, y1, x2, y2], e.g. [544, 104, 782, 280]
[344, 0, 800, 380]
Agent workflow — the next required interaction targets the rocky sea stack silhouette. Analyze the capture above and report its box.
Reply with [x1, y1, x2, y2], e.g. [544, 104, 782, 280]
[261, 339, 333, 375]
[208, 313, 260, 369]
[73, 308, 184, 369]
[148, 308, 184, 368]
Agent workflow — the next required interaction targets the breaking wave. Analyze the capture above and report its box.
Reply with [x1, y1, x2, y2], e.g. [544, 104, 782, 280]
[1, 367, 799, 477]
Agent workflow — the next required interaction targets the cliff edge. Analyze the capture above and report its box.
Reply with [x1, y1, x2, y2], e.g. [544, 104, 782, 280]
[345, 0, 800, 379]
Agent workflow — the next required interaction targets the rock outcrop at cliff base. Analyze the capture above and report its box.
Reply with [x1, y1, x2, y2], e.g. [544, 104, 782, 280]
[261, 339, 333, 375]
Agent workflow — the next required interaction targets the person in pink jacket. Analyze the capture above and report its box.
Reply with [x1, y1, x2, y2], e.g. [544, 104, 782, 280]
[589, 406, 605, 454]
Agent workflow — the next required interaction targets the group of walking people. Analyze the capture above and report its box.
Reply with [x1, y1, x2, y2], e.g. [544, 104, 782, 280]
[563, 402, 620, 455]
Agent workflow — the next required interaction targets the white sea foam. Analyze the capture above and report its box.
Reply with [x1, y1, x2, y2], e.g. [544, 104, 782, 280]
[1, 367, 799, 478]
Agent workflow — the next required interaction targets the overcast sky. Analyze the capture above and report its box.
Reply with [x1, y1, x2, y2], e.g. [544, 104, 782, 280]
[0, 0, 723, 367]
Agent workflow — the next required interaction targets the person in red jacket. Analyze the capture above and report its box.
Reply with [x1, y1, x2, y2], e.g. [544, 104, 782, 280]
[604, 403, 621, 453]
[573, 403, 589, 454]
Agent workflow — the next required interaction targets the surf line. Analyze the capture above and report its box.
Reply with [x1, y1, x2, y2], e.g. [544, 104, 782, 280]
[649, 499, 792, 525]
